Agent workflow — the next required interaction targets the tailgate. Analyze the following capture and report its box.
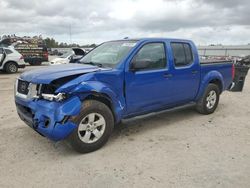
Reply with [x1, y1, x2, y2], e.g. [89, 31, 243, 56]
[230, 64, 250, 92]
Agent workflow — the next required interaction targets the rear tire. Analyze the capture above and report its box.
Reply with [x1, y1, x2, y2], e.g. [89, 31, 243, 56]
[4, 62, 18, 73]
[196, 83, 220, 114]
[68, 100, 114, 153]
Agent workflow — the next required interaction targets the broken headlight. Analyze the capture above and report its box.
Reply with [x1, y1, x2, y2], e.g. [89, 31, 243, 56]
[37, 84, 67, 102]
[40, 93, 67, 102]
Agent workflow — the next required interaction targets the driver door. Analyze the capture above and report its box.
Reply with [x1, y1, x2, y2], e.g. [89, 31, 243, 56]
[125, 42, 173, 115]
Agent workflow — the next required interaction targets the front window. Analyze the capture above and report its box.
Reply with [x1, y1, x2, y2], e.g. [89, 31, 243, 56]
[79, 41, 137, 68]
[131, 43, 166, 71]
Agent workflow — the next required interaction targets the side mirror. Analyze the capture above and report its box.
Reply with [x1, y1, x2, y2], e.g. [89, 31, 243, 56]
[130, 59, 151, 72]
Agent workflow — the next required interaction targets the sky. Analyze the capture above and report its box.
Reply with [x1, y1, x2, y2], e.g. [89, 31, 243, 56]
[0, 0, 250, 45]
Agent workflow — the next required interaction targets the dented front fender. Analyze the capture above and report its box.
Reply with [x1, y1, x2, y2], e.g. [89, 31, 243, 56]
[71, 81, 125, 123]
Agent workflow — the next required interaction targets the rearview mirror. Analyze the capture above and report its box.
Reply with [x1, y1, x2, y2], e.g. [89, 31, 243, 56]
[130, 59, 151, 72]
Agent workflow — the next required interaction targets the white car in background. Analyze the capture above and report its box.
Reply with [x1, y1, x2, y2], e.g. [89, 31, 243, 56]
[50, 51, 74, 65]
[50, 48, 86, 65]
[0, 47, 25, 73]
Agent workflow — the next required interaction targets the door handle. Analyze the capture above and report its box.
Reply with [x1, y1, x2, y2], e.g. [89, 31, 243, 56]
[192, 71, 198, 74]
[163, 73, 173, 78]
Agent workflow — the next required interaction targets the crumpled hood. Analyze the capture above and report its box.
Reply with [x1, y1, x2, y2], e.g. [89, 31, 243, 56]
[20, 64, 102, 84]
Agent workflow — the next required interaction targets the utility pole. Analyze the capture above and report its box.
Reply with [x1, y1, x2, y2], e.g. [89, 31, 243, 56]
[69, 24, 72, 45]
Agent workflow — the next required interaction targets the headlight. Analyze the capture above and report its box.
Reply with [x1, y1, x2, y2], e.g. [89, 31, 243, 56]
[41, 93, 66, 101]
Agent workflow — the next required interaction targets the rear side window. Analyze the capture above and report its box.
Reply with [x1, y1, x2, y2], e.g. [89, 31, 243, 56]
[171, 43, 193, 67]
[183, 43, 193, 64]
[4, 49, 13, 54]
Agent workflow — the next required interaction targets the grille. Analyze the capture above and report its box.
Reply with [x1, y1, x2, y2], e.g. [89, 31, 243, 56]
[17, 80, 29, 95]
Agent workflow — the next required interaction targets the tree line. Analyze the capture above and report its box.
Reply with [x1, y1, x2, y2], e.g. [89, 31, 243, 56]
[43, 37, 97, 48]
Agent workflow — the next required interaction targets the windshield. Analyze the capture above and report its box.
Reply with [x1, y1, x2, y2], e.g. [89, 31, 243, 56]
[60, 51, 73, 58]
[79, 41, 137, 68]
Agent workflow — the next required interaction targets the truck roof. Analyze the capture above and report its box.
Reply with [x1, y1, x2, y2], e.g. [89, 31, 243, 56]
[109, 37, 193, 43]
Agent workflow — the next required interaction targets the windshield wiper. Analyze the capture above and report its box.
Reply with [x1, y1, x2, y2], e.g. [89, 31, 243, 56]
[81, 61, 103, 67]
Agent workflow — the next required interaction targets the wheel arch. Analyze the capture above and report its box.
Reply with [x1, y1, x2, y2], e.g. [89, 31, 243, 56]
[84, 92, 116, 122]
[57, 80, 126, 123]
[195, 71, 224, 101]
[72, 83, 126, 124]
[4, 60, 18, 68]
[209, 79, 223, 93]
[3, 60, 18, 73]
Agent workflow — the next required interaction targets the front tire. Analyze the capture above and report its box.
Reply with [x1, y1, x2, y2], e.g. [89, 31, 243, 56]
[68, 100, 114, 153]
[196, 83, 220, 114]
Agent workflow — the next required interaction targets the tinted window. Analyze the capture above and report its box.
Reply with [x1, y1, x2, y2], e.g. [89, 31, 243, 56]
[0, 48, 3, 54]
[5, 49, 13, 54]
[183, 43, 193, 64]
[132, 43, 166, 71]
[171, 43, 193, 67]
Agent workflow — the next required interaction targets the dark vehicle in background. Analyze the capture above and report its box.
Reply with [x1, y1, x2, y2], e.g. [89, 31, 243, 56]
[231, 56, 250, 91]
[15, 43, 48, 65]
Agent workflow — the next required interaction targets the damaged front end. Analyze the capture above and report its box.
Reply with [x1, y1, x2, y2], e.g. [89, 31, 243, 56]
[15, 76, 82, 141]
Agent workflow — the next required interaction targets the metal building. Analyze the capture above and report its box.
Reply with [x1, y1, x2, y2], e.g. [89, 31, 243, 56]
[198, 45, 250, 57]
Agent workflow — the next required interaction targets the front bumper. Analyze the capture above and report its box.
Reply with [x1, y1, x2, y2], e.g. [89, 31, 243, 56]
[15, 96, 81, 141]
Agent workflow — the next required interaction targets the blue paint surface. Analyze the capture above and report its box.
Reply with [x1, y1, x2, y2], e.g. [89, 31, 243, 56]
[16, 96, 81, 141]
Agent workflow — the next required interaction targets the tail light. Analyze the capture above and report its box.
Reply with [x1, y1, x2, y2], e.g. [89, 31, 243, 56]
[232, 64, 235, 80]
[44, 52, 48, 60]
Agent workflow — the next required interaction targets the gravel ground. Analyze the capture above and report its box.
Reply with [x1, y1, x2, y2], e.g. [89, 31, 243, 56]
[0, 65, 250, 188]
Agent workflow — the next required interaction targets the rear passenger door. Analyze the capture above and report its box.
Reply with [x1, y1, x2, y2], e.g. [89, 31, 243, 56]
[170, 42, 200, 103]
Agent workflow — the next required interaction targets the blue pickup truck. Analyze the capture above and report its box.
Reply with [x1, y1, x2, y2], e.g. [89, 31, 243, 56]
[15, 38, 239, 153]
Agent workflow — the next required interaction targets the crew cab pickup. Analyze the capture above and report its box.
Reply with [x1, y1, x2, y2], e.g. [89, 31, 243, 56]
[15, 38, 239, 153]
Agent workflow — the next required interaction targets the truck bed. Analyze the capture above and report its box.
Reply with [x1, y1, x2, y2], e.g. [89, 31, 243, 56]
[200, 59, 232, 64]
[200, 59, 233, 91]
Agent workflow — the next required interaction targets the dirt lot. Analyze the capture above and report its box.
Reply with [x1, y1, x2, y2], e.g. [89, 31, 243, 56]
[0, 65, 250, 188]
